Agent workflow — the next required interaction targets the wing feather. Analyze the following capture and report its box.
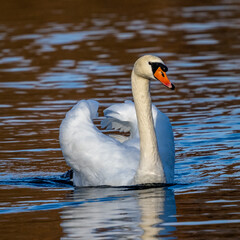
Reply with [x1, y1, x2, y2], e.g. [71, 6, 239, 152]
[101, 100, 139, 139]
[59, 100, 139, 186]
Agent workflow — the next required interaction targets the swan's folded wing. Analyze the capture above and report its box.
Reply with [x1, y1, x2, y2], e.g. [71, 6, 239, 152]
[154, 107, 175, 183]
[101, 100, 139, 139]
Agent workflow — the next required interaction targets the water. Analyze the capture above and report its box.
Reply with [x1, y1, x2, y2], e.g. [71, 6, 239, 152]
[0, 0, 240, 239]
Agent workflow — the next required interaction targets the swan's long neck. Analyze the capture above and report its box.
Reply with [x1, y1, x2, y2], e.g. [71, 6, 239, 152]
[131, 70, 166, 184]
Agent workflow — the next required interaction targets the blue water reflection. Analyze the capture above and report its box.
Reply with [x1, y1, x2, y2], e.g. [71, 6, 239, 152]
[61, 187, 176, 239]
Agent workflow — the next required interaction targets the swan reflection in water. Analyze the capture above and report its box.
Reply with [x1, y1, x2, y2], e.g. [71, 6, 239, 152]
[60, 187, 176, 239]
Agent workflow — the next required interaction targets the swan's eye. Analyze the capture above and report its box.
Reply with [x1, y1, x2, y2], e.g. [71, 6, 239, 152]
[160, 64, 168, 72]
[149, 62, 168, 75]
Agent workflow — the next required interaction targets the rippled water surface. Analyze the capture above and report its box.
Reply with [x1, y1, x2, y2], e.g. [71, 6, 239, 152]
[0, 0, 240, 239]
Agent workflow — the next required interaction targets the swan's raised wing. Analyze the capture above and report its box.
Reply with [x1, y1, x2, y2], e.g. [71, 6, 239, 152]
[101, 100, 139, 141]
[59, 100, 139, 186]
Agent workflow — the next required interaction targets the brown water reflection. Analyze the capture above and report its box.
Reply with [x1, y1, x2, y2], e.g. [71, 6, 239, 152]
[0, 0, 240, 239]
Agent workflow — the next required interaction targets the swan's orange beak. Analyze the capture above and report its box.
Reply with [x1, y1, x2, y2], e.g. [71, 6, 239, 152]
[154, 67, 175, 90]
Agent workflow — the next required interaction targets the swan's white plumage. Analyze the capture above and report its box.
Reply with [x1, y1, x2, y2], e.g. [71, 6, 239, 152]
[60, 100, 140, 186]
[60, 100, 174, 186]
[59, 55, 175, 186]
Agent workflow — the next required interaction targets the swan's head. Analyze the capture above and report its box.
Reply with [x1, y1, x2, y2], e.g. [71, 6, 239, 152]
[133, 55, 175, 90]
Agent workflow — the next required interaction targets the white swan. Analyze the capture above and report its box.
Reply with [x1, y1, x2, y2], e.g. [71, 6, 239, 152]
[59, 55, 175, 186]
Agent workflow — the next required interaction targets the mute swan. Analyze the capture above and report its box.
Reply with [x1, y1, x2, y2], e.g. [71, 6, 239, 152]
[59, 55, 175, 186]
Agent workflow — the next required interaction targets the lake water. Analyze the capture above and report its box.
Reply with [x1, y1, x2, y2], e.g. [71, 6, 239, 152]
[0, 0, 240, 239]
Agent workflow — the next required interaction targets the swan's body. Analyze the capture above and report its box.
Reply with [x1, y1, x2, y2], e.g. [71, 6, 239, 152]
[59, 55, 175, 186]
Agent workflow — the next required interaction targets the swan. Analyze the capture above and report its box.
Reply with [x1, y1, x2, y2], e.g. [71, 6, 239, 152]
[59, 55, 175, 187]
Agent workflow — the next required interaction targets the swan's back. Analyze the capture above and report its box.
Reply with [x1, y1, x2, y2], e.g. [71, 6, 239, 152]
[59, 100, 174, 186]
